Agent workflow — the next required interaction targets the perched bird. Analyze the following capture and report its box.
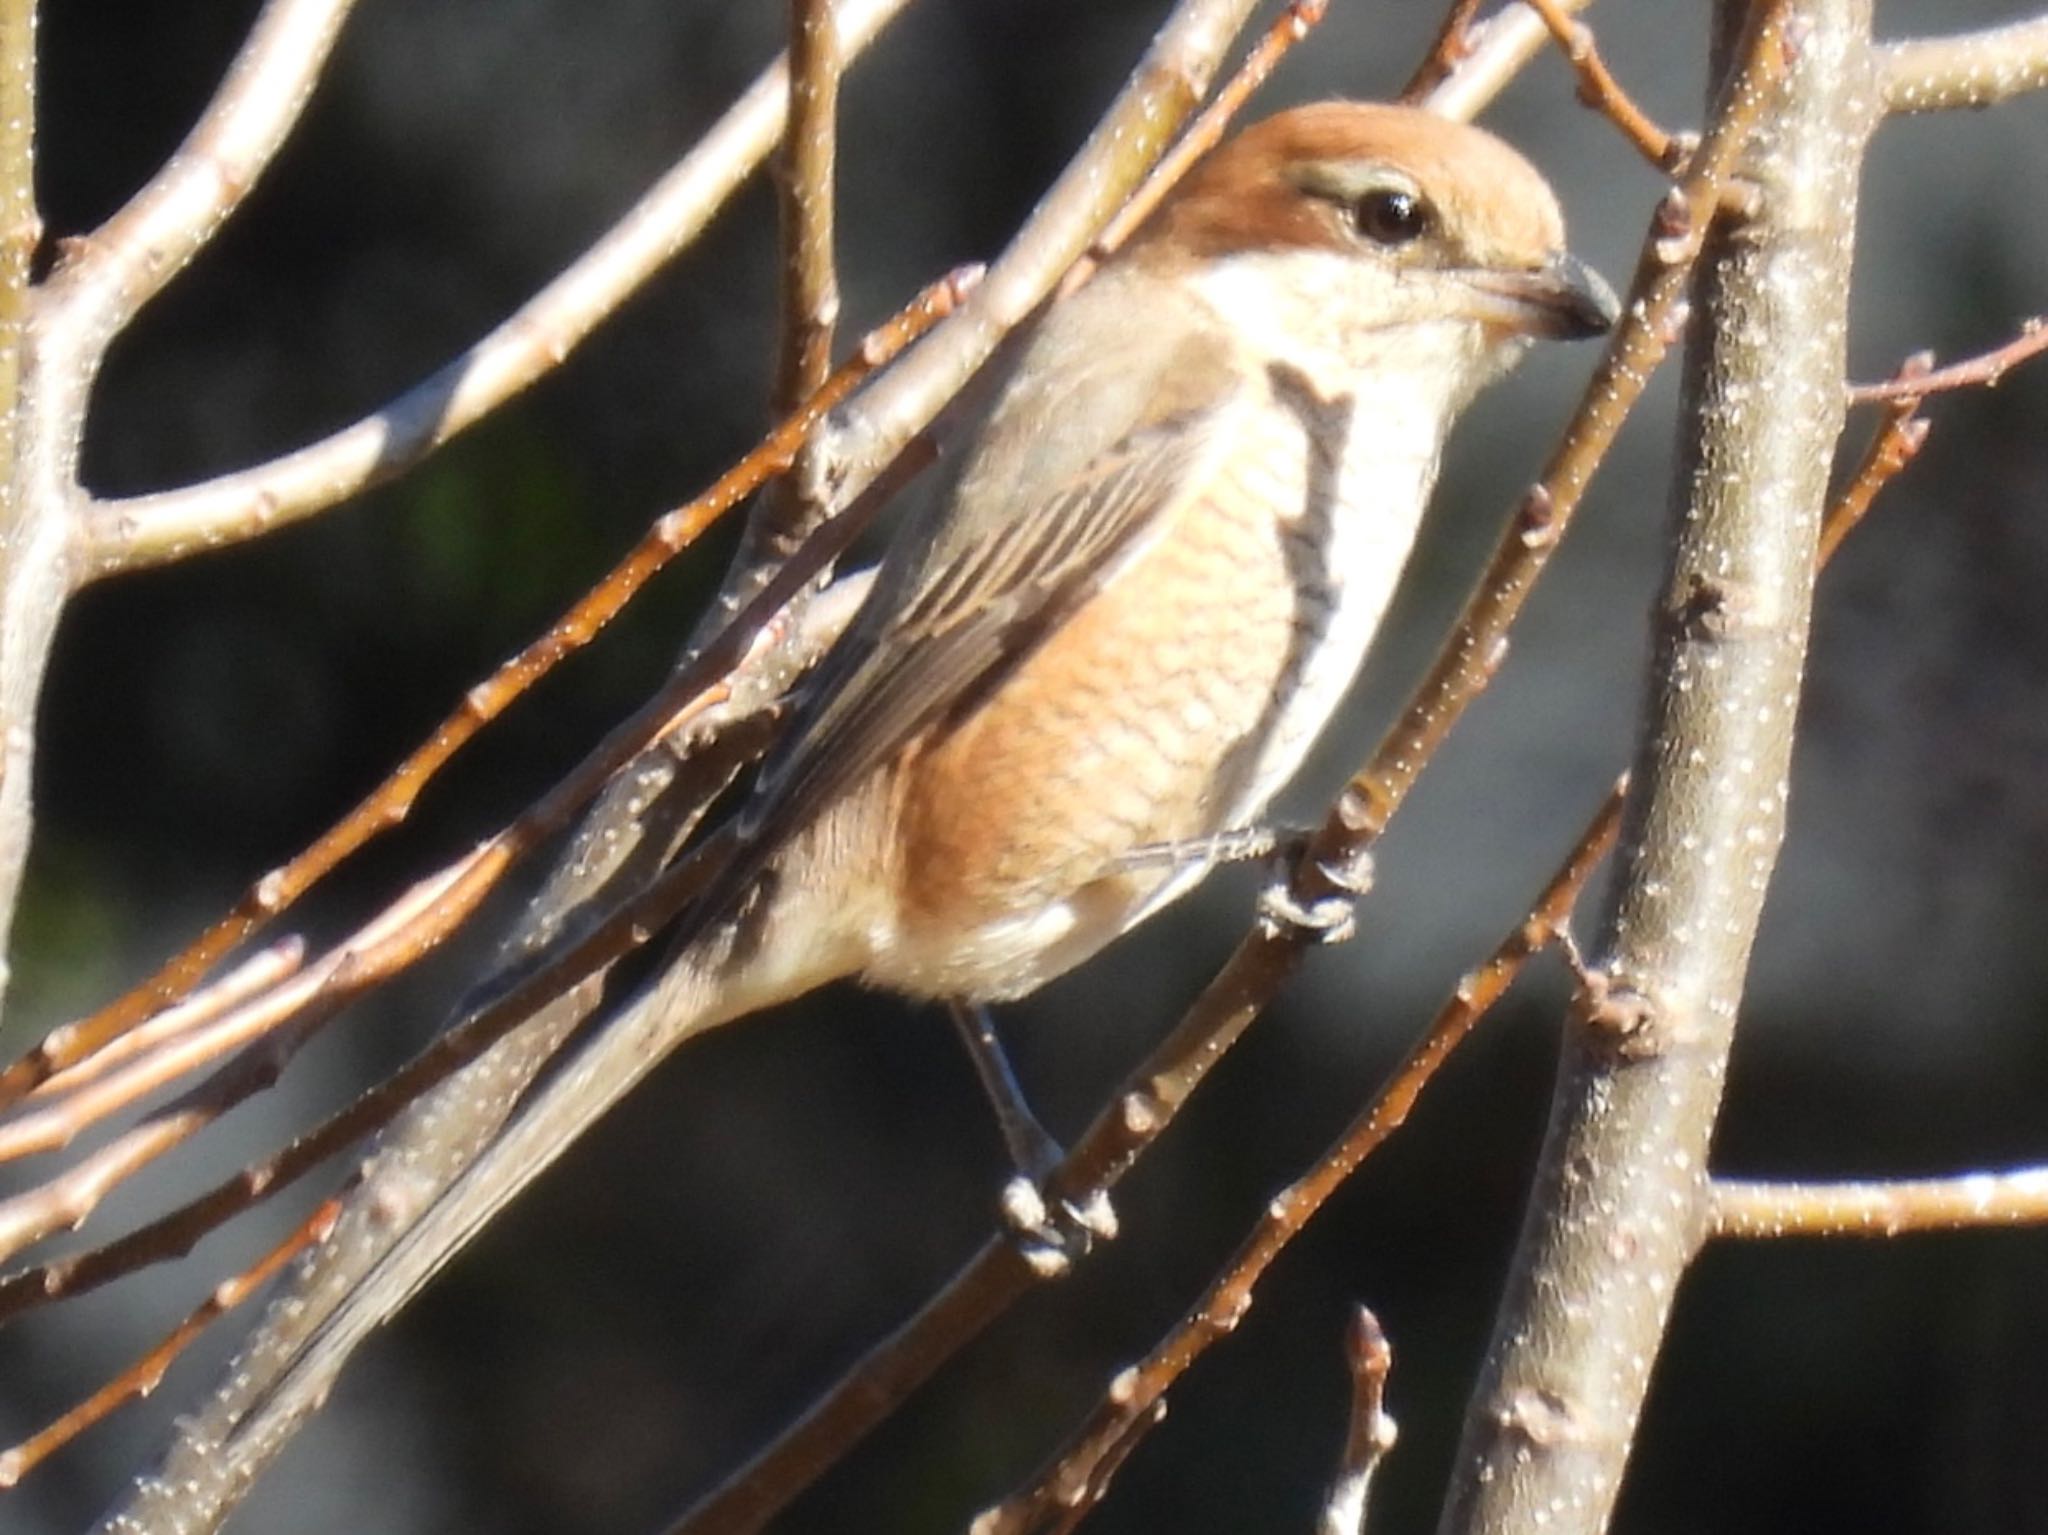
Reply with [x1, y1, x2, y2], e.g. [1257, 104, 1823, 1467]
[240, 101, 1614, 1410]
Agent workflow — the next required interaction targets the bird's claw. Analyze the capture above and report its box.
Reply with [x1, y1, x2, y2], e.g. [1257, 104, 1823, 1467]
[1000, 1176, 1119, 1279]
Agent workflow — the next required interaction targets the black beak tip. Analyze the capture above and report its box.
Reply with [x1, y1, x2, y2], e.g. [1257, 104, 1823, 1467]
[1550, 251, 1621, 340]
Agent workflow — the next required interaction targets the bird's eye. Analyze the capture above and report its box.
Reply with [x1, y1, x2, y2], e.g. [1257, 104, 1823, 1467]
[1353, 188, 1431, 246]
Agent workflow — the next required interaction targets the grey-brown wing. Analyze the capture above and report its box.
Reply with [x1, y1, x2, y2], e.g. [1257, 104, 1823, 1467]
[742, 395, 1247, 847]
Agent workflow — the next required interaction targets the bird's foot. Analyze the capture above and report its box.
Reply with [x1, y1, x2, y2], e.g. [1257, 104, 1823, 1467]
[1000, 1175, 1120, 1280]
[1256, 840, 1374, 944]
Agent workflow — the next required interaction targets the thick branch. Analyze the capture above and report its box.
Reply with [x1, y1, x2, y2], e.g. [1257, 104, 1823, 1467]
[1436, 4, 1874, 1532]
[78, 0, 919, 578]
[1878, 14, 2048, 113]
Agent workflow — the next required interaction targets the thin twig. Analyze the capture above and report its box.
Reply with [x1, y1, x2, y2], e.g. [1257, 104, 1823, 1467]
[0, 1199, 340, 1489]
[1524, 0, 1682, 168]
[1821, 390, 1927, 566]
[750, 0, 846, 568]
[42, 0, 355, 346]
[1400, 0, 1488, 101]
[0, 946, 310, 1167]
[973, 788, 1623, 1535]
[1711, 1168, 2048, 1238]
[1319, 1308, 1398, 1535]
[0, 446, 920, 1326]
[1, 271, 968, 1112]
[819, 0, 1262, 499]
[1420, 0, 1595, 122]
[77, 0, 922, 578]
[1877, 14, 2048, 114]
[1066, 0, 1330, 291]
[1848, 316, 2048, 402]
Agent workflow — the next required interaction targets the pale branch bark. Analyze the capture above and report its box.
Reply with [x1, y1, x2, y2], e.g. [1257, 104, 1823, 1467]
[41, 0, 355, 350]
[78, 0, 920, 579]
[0, 0, 69, 1030]
[1877, 13, 2048, 114]
[1712, 1168, 2048, 1238]
[1435, 3, 1875, 1532]
[821, 0, 1262, 496]
[0, 0, 33, 508]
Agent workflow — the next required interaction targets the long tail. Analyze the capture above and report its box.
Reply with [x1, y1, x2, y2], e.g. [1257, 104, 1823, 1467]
[219, 939, 742, 1460]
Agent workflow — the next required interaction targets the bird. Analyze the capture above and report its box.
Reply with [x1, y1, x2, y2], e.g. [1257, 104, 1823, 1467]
[231, 100, 1616, 1420]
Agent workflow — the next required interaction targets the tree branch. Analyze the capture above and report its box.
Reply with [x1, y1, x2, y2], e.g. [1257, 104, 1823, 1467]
[1712, 1168, 2048, 1238]
[77, 0, 921, 579]
[1435, 3, 1871, 1530]
[41, 0, 355, 347]
[1877, 13, 2048, 114]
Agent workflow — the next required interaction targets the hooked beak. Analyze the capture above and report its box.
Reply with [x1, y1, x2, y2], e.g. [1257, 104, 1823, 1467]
[1456, 250, 1620, 341]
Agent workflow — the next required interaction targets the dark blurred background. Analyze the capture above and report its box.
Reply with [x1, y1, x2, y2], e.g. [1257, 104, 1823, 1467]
[4, 3, 2046, 1532]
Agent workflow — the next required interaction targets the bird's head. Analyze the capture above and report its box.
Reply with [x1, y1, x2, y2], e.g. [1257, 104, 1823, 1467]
[1129, 102, 1617, 357]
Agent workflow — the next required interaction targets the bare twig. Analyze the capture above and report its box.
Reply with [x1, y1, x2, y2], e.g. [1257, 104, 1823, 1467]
[77, 0, 922, 577]
[1877, 14, 2048, 114]
[23, 943, 304, 1103]
[973, 788, 1622, 1535]
[0, 1199, 340, 1490]
[3, 271, 966, 1112]
[1420, 0, 1594, 122]
[1525, 0, 1682, 168]
[1711, 1168, 2048, 1238]
[1821, 388, 1926, 566]
[1436, 3, 1864, 1530]
[1319, 1308, 1398, 1535]
[746, 0, 847, 571]
[42, 0, 355, 346]
[1067, 0, 1330, 289]
[1400, 0, 1488, 100]
[1848, 316, 2048, 402]
[0, 444, 912, 1326]
[819, 0, 1262, 499]
[0, 945, 308, 1167]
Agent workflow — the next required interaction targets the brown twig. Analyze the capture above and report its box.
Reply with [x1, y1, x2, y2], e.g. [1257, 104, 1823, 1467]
[1319, 1308, 1399, 1535]
[21, 942, 303, 1104]
[1821, 383, 1927, 566]
[1524, 0, 1682, 168]
[1400, 0, 1488, 101]
[0, 1198, 340, 1489]
[973, 788, 1623, 1535]
[1067, 0, 1330, 290]
[0, 271, 969, 1113]
[1877, 15, 2048, 114]
[1419, 0, 1594, 121]
[0, 439, 926, 1328]
[77, 0, 923, 578]
[752, 0, 846, 568]
[1848, 316, 2048, 402]
[1710, 1168, 2048, 1238]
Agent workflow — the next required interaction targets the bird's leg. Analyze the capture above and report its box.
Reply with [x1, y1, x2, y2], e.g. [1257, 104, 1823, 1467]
[946, 999, 1116, 1277]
